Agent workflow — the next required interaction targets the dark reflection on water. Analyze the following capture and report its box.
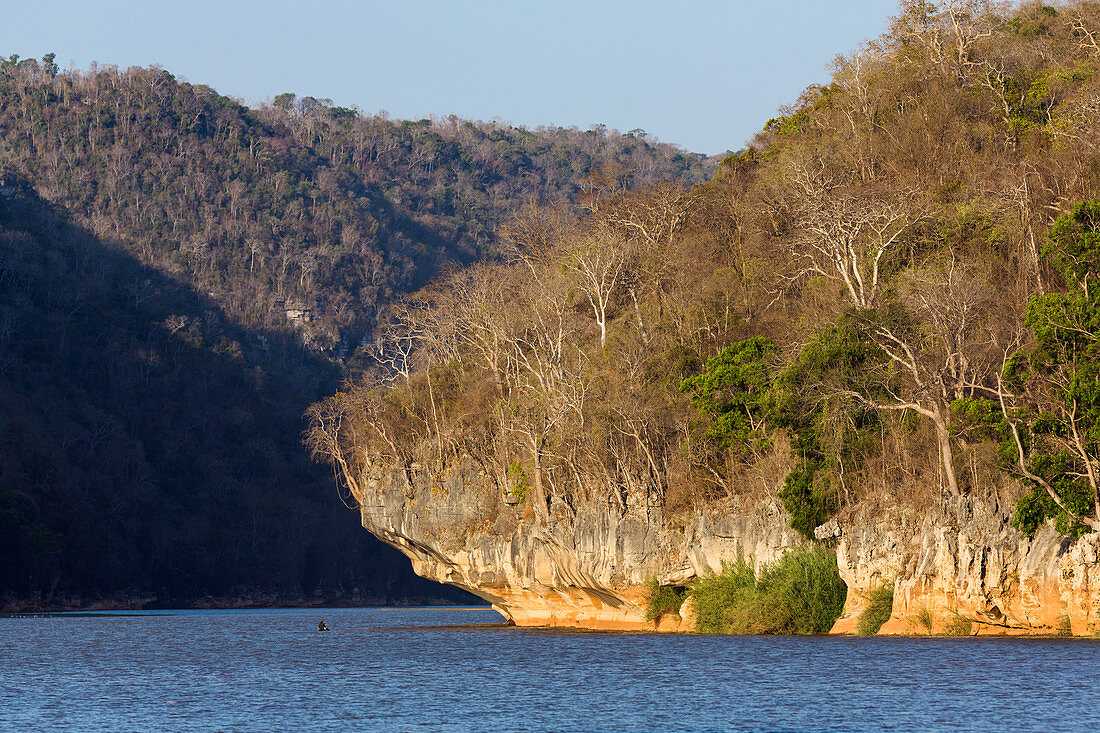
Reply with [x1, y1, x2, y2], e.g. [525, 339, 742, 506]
[2, 607, 1098, 732]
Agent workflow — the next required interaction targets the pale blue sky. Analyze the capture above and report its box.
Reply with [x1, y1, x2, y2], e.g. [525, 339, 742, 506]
[2, 0, 901, 154]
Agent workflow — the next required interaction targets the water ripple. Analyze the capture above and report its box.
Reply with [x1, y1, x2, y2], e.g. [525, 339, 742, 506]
[2, 608, 1097, 731]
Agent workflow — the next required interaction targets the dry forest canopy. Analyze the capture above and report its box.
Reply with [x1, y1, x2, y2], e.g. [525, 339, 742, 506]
[0, 54, 710, 603]
[314, 0, 1100, 541]
[0, 56, 712, 357]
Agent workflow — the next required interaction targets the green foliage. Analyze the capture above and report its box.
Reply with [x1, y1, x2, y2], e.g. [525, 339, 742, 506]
[942, 613, 973, 637]
[1009, 4, 1059, 37]
[768, 315, 883, 430]
[768, 316, 884, 538]
[755, 548, 849, 634]
[949, 397, 1037, 486]
[777, 464, 837, 541]
[41, 53, 58, 78]
[949, 398, 1007, 443]
[1003, 202, 1100, 537]
[681, 318, 888, 539]
[914, 607, 935, 634]
[713, 148, 759, 181]
[1014, 482, 1092, 538]
[690, 556, 766, 634]
[680, 336, 777, 454]
[1056, 613, 1073, 636]
[856, 584, 894, 636]
[935, 205, 1007, 256]
[1000, 57, 1093, 137]
[763, 110, 812, 137]
[689, 549, 847, 635]
[773, 317, 880, 402]
[1045, 199, 1100, 290]
[507, 460, 530, 502]
[643, 577, 688, 622]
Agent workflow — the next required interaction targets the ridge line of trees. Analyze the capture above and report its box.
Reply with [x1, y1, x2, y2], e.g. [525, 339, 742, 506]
[311, 0, 1100, 541]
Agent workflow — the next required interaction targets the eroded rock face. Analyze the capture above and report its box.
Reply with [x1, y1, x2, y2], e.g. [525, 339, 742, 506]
[831, 495, 1100, 635]
[355, 457, 802, 630]
[356, 457, 1100, 634]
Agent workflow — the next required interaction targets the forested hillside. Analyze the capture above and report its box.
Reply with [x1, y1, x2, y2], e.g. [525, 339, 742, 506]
[0, 56, 709, 606]
[0, 55, 711, 355]
[313, 0, 1100, 543]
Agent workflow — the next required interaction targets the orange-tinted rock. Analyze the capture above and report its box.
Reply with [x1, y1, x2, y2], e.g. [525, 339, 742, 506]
[355, 457, 802, 630]
[830, 495, 1100, 636]
[355, 458, 1100, 635]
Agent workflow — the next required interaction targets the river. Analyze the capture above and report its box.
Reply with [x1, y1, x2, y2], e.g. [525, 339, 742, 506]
[1, 607, 1096, 731]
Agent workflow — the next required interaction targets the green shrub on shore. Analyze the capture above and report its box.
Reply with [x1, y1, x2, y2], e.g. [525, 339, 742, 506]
[856, 584, 894, 636]
[643, 578, 688, 622]
[942, 613, 973, 637]
[915, 607, 935, 634]
[690, 557, 760, 633]
[689, 548, 847, 634]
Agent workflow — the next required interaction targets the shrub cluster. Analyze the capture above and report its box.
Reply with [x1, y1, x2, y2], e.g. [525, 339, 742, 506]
[856, 584, 895, 636]
[689, 548, 847, 634]
[642, 578, 689, 622]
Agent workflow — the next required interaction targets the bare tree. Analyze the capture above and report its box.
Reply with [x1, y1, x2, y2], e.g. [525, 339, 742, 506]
[562, 226, 625, 350]
[842, 258, 1005, 495]
[369, 315, 418, 385]
[1069, 3, 1100, 59]
[441, 265, 514, 385]
[305, 394, 364, 505]
[828, 44, 891, 182]
[784, 151, 928, 308]
[891, 0, 999, 76]
[600, 182, 697, 250]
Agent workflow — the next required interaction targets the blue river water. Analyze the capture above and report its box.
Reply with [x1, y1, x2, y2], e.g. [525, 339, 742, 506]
[1, 606, 1098, 732]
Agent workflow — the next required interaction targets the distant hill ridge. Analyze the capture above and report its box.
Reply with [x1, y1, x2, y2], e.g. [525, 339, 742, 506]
[0, 55, 715, 356]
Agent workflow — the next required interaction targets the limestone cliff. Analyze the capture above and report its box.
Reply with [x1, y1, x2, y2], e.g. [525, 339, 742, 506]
[355, 457, 802, 630]
[833, 495, 1100, 635]
[353, 457, 1100, 634]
